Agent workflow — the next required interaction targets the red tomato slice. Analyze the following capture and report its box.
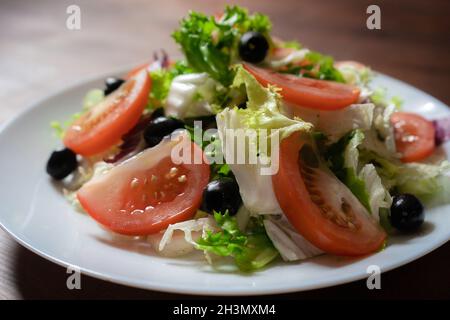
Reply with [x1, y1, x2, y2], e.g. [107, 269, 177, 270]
[391, 112, 435, 163]
[125, 63, 151, 79]
[77, 133, 210, 235]
[125, 59, 173, 79]
[272, 132, 386, 256]
[243, 63, 360, 110]
[64, 69, 151, 156]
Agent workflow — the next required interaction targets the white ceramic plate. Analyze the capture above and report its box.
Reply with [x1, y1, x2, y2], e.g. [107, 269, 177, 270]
[0, 69, 449, 296]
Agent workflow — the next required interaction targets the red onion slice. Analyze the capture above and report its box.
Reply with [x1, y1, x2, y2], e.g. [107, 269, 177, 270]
[433, 117, 450, 146]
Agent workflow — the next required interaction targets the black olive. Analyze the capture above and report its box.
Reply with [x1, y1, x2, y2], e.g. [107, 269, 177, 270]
[104, 77, 125, 96]
[390, 194, 425, 231]
[46, 148, 78, 180]
[143, 116, 185, 147]
[237, 101, 247, 109]
[202, 177, 242, 216]
[150, 107, 165, 120]
[239, 31, 269, 63]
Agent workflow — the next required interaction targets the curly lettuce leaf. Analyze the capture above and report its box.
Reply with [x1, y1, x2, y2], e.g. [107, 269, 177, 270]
[196, 212, 279, 272]
[303, 51, 345, 82]
[172, 6, 271, 85]
[229, 65, 312, 139]
[147, 61, 194, 110]
[277, 51, 344, 82]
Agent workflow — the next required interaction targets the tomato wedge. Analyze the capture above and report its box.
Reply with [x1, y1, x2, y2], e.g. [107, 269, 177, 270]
[125, 63, 152, 79]
[391, 112, 435, 163]
[243, 63, 360, 110]
[125, 56, 172, 79]
[77, 132, 210, 235]
[272, 132, 386, 256]
[64, 69, 151, 156]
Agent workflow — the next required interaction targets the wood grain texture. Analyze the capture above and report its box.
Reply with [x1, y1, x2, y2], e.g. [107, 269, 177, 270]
[0, 0, 449, 299]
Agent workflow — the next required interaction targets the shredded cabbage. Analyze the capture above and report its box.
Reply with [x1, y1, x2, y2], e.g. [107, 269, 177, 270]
[157, 217, 216, 250]
[284, 103, 374, 143]
[165, 73, 224, 119]
[263, 215, 322, 261]
[362, 151, 450, 206]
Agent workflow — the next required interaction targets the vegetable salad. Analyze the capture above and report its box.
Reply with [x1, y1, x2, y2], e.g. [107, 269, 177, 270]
[47, 6, 450, 272]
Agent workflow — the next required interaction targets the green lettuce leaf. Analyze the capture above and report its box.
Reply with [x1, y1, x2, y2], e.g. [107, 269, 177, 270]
[279, 40, 302, 49]
[370, 87, 403, 109]
[327, 130, 371, 211]
[147, 69, 174, 109]
[228, 64, 313, 140]
[361, 151, 450, 206]
[303, 51, 345, 82]
[172, 6, 271, 85]
[147, 60, 194, 110]
[326, 130, 392, 219]
[278, 51, 344, 83]
[196, 211, 279, 272]
[82, 89, 104, 110]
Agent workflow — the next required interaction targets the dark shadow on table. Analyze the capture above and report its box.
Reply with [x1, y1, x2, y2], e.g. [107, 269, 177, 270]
[12, 240, 450, 299]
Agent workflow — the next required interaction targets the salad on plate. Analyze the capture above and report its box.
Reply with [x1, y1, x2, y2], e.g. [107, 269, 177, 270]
[46, 6, 450, 272]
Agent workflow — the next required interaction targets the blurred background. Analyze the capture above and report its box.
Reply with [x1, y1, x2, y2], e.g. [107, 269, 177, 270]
[0, 0, 449, 299]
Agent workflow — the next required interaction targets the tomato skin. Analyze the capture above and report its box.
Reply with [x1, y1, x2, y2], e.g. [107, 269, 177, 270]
[391, 112, 435, 163]
[243, 63, 360, 110]
[125, 59, 173, 79]
[77, 134, 210, 235]
[125, 63, 151, 79]
[272, 132, 386, 256]
[64, 70, 151, 156]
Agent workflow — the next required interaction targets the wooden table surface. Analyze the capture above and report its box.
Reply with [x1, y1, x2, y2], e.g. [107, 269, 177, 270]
[1, 0, 449, 299]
